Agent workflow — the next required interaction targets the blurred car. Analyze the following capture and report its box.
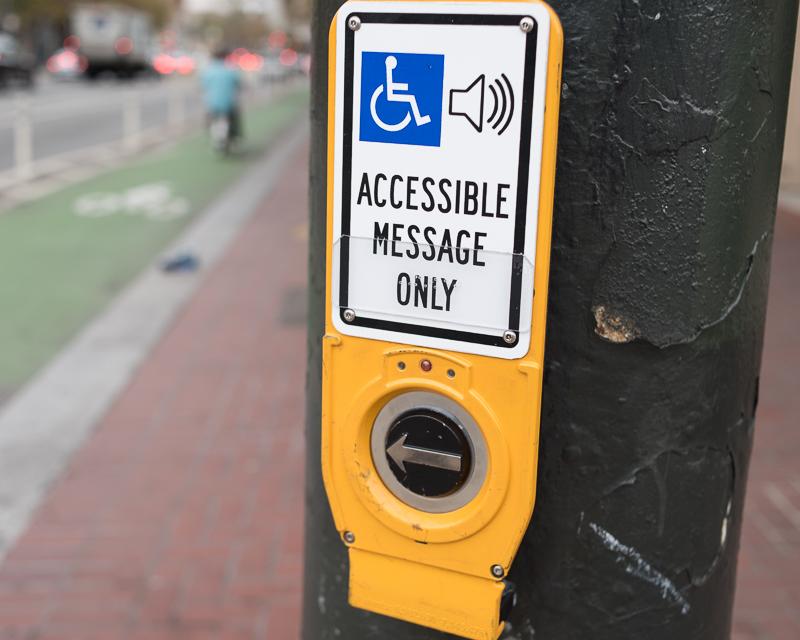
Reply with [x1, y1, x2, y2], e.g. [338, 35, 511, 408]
[46, 47, 89, 80]
[258, 48, 305, 84]
[71, 3, 153, 78]
[152, 50, 196, 76]
[0, 32, 35, 88]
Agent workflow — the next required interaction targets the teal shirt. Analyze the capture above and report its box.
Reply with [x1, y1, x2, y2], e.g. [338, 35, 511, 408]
[202, 60, 241, 113]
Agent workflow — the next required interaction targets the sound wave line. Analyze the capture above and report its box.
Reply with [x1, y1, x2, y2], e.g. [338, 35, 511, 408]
[488, 84, 499, 125]
[491, 79, 506, 132]
[485, 76, 514, 135]
[499, 73, 514, 135]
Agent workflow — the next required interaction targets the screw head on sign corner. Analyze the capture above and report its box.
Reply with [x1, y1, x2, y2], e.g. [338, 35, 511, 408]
[491, 564, 505, 578]
[503, 330, 517, 345]
[343, 531, 356, 544]
[343, 308, 356, 323]
[348, 15, 361, 31]
[519, 17, 534, 33]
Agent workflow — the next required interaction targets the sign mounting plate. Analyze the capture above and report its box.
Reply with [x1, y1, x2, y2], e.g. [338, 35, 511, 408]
[332, 2, 552, 359]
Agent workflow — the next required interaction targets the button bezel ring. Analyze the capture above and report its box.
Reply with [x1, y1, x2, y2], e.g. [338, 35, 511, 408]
[371, 391, 488, 513]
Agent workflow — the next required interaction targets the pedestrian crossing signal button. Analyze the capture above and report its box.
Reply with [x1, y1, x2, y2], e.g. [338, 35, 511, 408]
[370, 391, 488, 514]
[385, 408, 472, 498]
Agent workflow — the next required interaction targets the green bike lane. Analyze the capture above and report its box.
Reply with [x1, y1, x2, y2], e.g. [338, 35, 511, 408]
[0, 87, 309, 402]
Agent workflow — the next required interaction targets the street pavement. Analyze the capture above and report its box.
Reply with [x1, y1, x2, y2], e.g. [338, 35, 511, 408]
[0, 136, 796, 637]
[0, 139, 309, 640]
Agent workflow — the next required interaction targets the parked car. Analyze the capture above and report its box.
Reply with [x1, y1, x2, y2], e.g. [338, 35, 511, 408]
[0, 32, 35, 88]
[259, 54, 289, 84]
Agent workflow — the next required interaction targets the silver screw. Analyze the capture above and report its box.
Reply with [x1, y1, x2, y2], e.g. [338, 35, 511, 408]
[503, 330, 517, 344]
[520, 17, 534, 33]
[343, 308, 356, 322]
[343, 531, 356, 544]
[348, 15, 361, 31]
[491, 564, 505, 578]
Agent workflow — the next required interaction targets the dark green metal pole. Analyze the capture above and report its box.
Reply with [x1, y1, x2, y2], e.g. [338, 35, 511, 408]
[304, 1, 799, 638]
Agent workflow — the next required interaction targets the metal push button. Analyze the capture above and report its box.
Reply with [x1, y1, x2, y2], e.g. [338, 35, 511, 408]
[371, 391, 488, 513]
[385, 408, 472, 497]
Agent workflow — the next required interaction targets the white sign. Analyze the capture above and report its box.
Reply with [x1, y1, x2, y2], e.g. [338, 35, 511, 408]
[332, 1, 551, 359]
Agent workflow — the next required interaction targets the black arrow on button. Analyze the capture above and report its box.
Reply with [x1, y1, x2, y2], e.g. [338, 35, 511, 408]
[387, 434, 463, 473]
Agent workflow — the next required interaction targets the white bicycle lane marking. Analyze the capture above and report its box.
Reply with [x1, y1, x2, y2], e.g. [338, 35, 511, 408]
[73, 182, 191, 221]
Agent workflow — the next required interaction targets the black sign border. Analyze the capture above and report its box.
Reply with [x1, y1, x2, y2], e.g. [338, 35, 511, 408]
[338, 12, 539, 349]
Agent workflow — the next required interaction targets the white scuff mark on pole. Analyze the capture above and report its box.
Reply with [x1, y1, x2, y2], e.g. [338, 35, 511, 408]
[720, 499, 732, 547]
[589, 522, 691, 614]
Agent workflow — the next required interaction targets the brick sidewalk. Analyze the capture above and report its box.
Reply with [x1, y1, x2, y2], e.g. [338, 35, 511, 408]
[0, 143, 309, 640]
[0, 139, 796, 639]
[733, 208, 800, 640]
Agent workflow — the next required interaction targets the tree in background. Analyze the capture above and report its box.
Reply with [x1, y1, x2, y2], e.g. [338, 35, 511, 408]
[284, 0, 310, 27]
[11, 0, 174, 30]
[187, 10, 272, 52]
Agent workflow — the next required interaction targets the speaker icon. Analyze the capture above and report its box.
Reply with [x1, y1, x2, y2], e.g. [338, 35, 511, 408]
[448, 74, 515, 135]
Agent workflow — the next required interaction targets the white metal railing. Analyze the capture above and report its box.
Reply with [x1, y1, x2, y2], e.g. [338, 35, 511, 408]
[0, 75, 293, 190]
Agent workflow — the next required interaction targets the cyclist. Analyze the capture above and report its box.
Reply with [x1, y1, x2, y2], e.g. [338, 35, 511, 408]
[201, 48, 243, 144]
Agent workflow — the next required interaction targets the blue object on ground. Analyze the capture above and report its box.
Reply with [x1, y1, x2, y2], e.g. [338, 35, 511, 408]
[161, 253, 200, 273]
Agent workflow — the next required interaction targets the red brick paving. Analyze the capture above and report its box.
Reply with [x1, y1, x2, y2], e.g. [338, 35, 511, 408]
[0, 141, 797, 639]
[733, 208, 800, 640]
[0, 143, 308, 640]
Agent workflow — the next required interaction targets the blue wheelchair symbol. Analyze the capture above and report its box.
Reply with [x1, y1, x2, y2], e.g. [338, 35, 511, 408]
[359, 52, 444, 147]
